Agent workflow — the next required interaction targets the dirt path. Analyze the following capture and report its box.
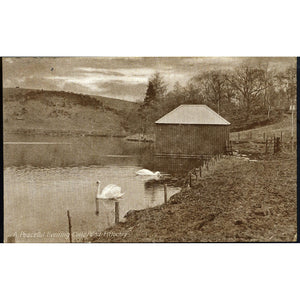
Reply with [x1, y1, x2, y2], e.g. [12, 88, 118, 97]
[91, 152, 297, 243]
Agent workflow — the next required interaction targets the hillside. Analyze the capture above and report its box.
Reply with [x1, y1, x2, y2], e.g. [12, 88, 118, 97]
[3, 88, 138, 137]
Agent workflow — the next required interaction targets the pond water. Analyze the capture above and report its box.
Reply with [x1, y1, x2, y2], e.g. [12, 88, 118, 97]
[4, 134, 202, 242]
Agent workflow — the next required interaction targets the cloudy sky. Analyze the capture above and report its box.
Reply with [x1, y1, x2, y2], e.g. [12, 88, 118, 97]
[3, 57, 295, 102]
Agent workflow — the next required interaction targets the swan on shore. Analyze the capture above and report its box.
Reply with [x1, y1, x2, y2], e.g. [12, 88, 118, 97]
[96, 180, 125, 200]
[135, 169, 161, 177]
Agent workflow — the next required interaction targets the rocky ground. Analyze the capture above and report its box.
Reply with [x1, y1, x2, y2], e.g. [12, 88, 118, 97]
[91, 150, 297, 243]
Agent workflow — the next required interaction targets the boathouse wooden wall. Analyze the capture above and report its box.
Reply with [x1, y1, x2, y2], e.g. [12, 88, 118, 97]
[155, 124, 230, 156]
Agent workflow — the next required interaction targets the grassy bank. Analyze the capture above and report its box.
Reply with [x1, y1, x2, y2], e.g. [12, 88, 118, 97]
[91, 152, 296, 242]
[3, 88, 138, 137]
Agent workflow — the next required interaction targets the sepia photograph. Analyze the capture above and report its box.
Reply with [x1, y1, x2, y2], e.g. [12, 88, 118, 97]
[2, 57, 297, 243]
[2, 2, 300, 300]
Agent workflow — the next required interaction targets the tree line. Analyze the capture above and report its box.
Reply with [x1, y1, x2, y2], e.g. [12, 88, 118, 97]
[126, 63, 296, 133]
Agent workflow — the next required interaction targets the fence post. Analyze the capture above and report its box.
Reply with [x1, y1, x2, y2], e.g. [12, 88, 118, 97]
[164, 184, 168, 203]
[280, 131, 283, 142]
[263, 132, 265, 141]
[95, 198, 99, 216]
[195, 168, 200, 182]
[115, 201, 119, 224]
[273, 136, 276, 154]
[238, 132, 240, 142]
[67, 210, 72, 243]
[265, 139, 268, 154]
[277, 137, 281, 153]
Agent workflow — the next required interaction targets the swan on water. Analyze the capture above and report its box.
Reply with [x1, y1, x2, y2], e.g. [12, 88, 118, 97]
[135, 169, 161, 177]
[96, 180, 125, 200]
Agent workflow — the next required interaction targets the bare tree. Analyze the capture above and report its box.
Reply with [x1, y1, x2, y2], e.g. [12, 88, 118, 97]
[226, 65, 269, 118]
[261, 64, 276, 119]
[191, 71, 227, 113]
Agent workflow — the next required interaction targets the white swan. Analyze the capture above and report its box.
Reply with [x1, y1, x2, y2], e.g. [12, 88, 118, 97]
[136, 169, 161, 177]
[96, 180, 125, 200]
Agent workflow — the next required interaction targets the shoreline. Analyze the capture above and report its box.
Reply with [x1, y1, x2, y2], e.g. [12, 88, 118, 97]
[90, 151, 296, 243]
[4, 129, 127, 138]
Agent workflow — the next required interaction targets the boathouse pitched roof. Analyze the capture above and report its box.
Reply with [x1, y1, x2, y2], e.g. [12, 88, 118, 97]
[155, 105, 230, 125]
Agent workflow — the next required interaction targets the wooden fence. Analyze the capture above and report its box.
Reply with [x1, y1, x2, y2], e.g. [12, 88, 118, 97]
[232, 130, 296, 154]
[265, 137, 281, 154]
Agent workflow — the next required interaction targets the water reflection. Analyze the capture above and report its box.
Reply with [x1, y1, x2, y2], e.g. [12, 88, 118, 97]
[3, 134, 203, 242]
[4, 134, 152, 168]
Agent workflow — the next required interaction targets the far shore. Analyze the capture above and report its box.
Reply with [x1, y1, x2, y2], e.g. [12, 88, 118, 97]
[4, 129, 127, 138]
[4, 128, 158, 143]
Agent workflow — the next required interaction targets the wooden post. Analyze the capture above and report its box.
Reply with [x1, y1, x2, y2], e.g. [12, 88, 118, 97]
[280, 131, 283, 142]
[206, 161, 209, 171]
[195, 168, 200, 181]
[115, 201, 119, 224]
[95, 198, 99, 216]
[263, 132, 265, 141]
[164, 184, 167, 203]
[273, 136, 276, 154]
[238, 132, 240, 142]
[67, 210, 72, 243]
[265, 139, 268, 154]
[200, 166, 202, 177]
[277, 137, 281, 153]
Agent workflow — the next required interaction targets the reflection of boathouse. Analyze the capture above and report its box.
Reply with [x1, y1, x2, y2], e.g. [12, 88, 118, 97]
[155, 105, 230, 157]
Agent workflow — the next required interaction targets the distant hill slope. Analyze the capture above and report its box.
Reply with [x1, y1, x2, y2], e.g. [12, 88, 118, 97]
[3, 88, 138, 136]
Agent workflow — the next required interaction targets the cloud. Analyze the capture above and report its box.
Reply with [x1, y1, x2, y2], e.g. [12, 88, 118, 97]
[75, 67, 125, 77]
[3, 57, 296, 101]
[96, 81, 147, 101]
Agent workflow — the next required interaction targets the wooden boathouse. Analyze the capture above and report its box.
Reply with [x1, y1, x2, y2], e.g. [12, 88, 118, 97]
[155, 104, 230, 157]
